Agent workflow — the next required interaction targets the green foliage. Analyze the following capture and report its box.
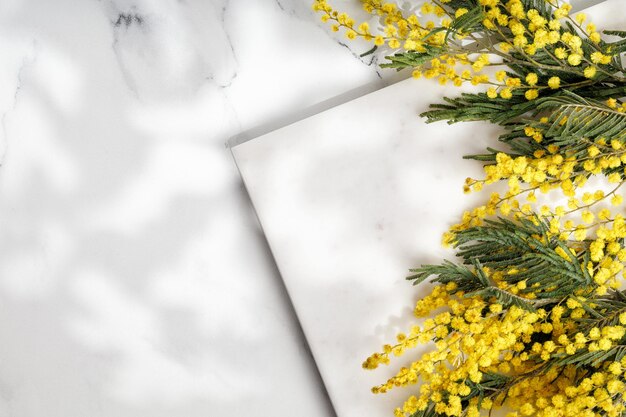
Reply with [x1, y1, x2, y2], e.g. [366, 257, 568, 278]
[422, 89, 537, 125]
[445, 6, 484, 40]
[408, 372, 511, 417]
[542, 95, 626, 142]
[409, 217, 594, 309]
[422, 83, 626, 126]
[577, 290, 626, 331]
[450, 89, 626, 169]
[551, 343, 626, 367]
[457, 217, 593, 296]
[382, 45, 446, 70]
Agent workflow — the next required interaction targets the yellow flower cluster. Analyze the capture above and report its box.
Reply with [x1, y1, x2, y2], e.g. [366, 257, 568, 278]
[373, 101, 626, 416]
[451, 149, 626, 302]
[313, 1, 626, 416]
[313, 0, 617, 100]
[364, 276, 626, 416]
[312, 0, 442, 49]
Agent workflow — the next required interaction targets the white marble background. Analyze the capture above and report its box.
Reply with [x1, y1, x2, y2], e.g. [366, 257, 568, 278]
[0, 0, 606, 416]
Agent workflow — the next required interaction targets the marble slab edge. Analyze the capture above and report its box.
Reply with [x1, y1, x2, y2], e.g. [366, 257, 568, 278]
[227, 2, 609, 414]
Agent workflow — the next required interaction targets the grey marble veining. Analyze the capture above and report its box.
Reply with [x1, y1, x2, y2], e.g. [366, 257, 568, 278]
[232, 1, 619, 417]
[0, 0, 613, 416]
[0, 0, 387, 416]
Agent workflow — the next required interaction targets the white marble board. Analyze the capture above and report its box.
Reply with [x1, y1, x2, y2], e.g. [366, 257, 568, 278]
[231, 1, 622, 416]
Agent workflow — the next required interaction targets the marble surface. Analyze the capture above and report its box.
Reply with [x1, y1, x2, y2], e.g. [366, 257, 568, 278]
[0, 1, 392, 416]
[232, 1, 620, 416]
[0, 0, 613, 416]
[233, 73, 502, 417]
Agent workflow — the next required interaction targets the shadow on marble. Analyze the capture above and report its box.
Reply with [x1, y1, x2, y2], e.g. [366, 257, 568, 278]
[0, 0, 342, 416]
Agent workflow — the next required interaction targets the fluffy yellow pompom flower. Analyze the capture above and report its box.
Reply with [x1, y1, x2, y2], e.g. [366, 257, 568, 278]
[590, 32, 601, 43]
[554, 47, 567, 59]
[584, 66, 597, 78]
[548, 76, 560, 89]
[525, 89, 538, 100]
[588, 145, 600, 157]
[612, 195, 623, 206]
[455, 8, 468, 18]
[567, 53, 582, 66]
[582, 210, 595, 224]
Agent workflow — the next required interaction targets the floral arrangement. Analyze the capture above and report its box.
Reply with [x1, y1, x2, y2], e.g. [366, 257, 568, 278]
[314, 1, 626, 417]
